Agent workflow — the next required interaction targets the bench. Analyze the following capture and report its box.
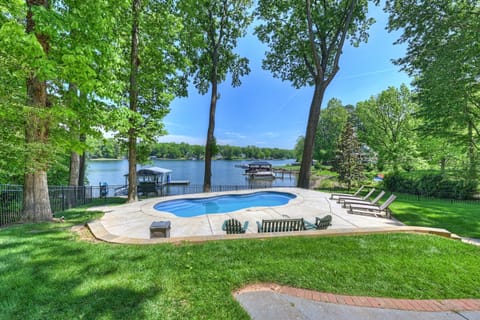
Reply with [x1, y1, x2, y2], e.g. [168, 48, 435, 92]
[257, 218, 314, 233]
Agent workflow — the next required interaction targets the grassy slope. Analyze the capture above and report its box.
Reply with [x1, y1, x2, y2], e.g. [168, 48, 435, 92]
[0, 205, 479, 319]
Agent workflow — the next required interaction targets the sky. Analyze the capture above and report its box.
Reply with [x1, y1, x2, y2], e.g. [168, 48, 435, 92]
[158, 4, 411, 150]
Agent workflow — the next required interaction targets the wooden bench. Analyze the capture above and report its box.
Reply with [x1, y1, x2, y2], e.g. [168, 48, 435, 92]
[257, 218, 314, 233]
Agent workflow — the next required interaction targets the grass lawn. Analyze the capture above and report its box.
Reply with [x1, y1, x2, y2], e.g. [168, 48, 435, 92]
[1, 202, 479, 319]
[389, 193, 480, 238]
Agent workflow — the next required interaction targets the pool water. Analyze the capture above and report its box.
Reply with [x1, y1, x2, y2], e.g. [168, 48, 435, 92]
[153, 191, 296, 217]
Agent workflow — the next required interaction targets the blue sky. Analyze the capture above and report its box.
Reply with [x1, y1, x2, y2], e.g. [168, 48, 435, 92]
[159, 4, 411, 150]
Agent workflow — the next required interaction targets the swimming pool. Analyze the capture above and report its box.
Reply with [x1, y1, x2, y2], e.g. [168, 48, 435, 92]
[153, 191, 296, 217]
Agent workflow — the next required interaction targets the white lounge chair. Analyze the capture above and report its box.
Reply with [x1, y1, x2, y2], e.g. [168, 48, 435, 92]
[329, 185, 364, 200]
[337, 188, 375, 204]
[348, 194, 397, 219]
[341, 190, 385, 208]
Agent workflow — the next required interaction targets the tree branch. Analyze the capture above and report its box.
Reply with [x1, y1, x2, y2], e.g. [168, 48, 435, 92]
[305, 0, 322, 81]
[325, 0, 357, 86]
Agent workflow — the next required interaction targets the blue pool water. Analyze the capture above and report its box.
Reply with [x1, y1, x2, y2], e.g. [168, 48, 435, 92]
[153, 191, 296, 217]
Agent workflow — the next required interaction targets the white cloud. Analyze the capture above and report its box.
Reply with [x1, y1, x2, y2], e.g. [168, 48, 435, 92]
[157, 134, 205, 145]
[262, 131, 280, 138]
[222, 131, 248, 139]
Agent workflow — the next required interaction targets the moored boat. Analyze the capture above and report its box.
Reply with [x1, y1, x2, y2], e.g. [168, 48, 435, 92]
[244, 161, 275, 179]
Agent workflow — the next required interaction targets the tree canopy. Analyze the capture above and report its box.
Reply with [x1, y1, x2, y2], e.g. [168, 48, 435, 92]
[180, 0, 253, 192]
[385, 0, 480, 178]
[256, 0, 375, 188]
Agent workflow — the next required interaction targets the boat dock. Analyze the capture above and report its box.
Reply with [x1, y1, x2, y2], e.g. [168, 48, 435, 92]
[167, 180, 190, 185]
[273, 168, 298, 178]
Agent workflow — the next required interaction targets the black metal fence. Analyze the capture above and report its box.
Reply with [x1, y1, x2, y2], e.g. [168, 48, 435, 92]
[0, 183, 283, 226]
[0, 185, 23, 226]
[3, 181, 480, 227]
[0, 185, 95, 226]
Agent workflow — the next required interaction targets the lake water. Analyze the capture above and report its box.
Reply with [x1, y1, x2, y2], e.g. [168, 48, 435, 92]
[86, 159, 297, 187]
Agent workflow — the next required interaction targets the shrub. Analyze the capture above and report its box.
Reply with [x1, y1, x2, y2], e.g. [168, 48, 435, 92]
[384, 171, 478, 199]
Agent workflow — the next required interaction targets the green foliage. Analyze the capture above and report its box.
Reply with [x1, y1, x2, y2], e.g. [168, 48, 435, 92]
[255, 0, 375, 188]
[386, 0, 480, 178]
[383, 171, 478, 199]
[110, 0, 188, 144]
[315, 98, 350, 164]
[255, 0, 374, 88]
[180, 0, 253, 94]
[356, 84, 418, 172]
[294, 136, 305, 162]
[88, 138, 294, 160]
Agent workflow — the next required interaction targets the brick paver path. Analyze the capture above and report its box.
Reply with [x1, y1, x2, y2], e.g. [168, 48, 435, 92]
[234, 283, 480, 312]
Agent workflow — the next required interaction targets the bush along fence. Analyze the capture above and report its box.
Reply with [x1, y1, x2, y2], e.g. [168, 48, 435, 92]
[0, 185, 95, 227]
[382, 172, 478, 200]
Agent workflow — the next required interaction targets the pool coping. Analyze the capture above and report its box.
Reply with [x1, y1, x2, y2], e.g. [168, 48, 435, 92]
[86, 220, 460, 245]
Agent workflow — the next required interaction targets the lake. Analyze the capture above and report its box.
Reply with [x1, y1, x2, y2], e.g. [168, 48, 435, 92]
[86, 159, 297, 187]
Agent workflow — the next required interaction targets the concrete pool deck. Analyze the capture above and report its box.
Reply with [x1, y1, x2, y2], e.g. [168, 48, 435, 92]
[86, 188, 460, 244]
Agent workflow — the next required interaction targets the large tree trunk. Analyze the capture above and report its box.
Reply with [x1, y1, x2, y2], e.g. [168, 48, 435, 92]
[203, 78, 218, 193]
[23, 0, 52, 222]
[127, 0, 141, 202]
[297, 82, 326, 189]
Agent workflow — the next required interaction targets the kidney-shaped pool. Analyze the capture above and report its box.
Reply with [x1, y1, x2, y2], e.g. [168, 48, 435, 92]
[153, 191, 296, 217]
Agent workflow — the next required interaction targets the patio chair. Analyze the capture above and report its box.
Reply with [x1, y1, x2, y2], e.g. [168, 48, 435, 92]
[348, 194, 397, 219]
[340, 190, 385, 208]
[222, 218, 249, 234]
[314, 215, 332, 230]
[329, 185, 364, 200]
[337, 188, 375, 204]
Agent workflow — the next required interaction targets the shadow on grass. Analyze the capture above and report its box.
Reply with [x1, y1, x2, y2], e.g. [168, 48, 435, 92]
[0, 226, 160, 320]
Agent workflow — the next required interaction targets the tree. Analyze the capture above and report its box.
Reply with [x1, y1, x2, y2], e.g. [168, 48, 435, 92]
[334, 120, 364, 189]
[112, 0, 188, 202]
[256, 0, 375, 188]
[20, 0, 53, 221]
[355, 85, 418, 172]
[180, 0, 252, 192]
[385, 0, 480, 179]
[314, 98, 350, 165]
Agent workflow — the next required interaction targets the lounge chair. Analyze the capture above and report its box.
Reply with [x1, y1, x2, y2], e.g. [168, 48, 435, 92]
[222, 218, 249, 234]
[329, 185, 364, 200]
[337, 188, 375, 204]
[314, 215, 332, 230]
[257, 218, 313, 232]
[341, 190, 385, 208]
[348, 194, 397, 218]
